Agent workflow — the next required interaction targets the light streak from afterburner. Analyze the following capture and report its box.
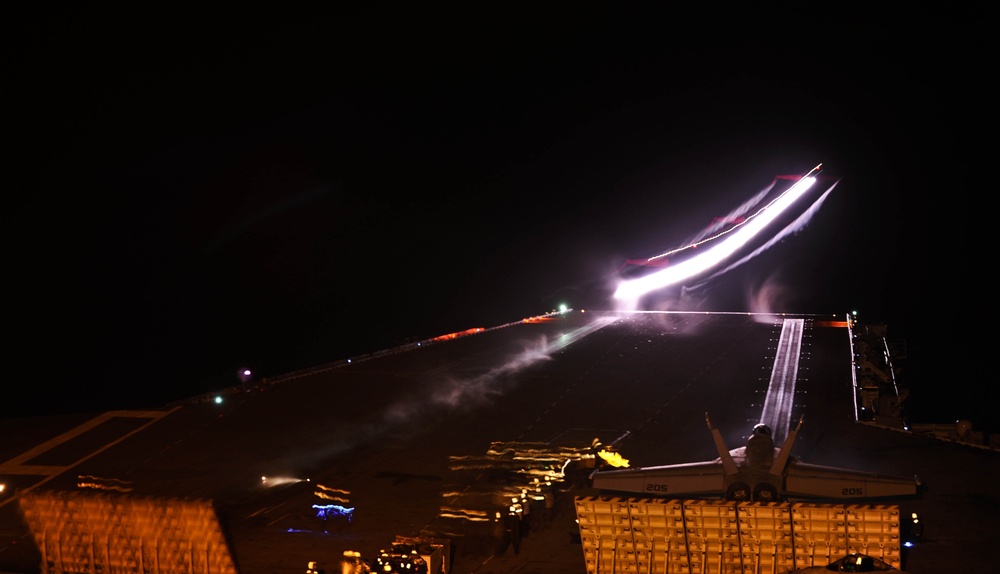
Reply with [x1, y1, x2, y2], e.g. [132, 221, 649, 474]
[686, 174, 839, 294]
[613, 164, 823, 301]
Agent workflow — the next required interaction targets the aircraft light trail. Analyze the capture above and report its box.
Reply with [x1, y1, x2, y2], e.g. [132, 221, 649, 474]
[613, 164, 824, 301]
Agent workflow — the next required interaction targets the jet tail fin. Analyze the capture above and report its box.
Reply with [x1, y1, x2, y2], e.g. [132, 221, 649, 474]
[770, 415, 803, 475]
[706, 413, 738, 475]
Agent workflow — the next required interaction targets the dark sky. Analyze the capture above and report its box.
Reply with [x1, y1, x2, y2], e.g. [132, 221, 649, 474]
[5, 7, 986, 423]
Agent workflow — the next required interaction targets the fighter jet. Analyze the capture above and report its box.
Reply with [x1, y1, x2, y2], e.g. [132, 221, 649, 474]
[591, 413, 920, 502]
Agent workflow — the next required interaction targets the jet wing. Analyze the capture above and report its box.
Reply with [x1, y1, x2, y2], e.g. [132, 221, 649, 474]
[783, 461, 919, 500]
[591, 460, 726, 497]
[591, 415, 920, 502]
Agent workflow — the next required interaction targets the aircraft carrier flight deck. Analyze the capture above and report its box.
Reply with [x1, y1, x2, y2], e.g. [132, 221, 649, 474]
[1, 310, 995, 573]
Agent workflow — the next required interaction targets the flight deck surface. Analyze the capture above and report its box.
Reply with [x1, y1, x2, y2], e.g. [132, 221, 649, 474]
[1, 311, 995, 573]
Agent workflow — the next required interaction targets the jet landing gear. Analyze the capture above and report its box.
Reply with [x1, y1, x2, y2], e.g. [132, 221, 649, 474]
[724, 482, 778, 502]
[726, 482, 752, 501]
[752, 483, 778, 502]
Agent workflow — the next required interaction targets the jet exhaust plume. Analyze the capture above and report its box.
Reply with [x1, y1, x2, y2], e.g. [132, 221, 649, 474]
[274, 318, 615, 473]
[613, 165, 835, 304]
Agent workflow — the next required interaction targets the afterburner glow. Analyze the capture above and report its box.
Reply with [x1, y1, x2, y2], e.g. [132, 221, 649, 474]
[614, 168, 820, 300]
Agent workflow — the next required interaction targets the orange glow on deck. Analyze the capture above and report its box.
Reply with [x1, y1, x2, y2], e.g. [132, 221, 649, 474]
[430, 328, 485, 342]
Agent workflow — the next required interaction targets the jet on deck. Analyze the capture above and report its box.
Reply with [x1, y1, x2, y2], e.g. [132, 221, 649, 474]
[591, 413, 920, 502]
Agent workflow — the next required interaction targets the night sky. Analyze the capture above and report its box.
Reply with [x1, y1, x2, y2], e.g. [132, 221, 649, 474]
[6, 7, 987, 428]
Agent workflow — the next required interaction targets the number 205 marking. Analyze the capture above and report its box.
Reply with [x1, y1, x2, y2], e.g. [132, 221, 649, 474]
[842, 487, 864, 496]
[646, 484, 669, 492]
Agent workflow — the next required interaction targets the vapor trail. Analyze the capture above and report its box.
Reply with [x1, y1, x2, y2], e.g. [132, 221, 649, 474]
[613, 166, 823, 301]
